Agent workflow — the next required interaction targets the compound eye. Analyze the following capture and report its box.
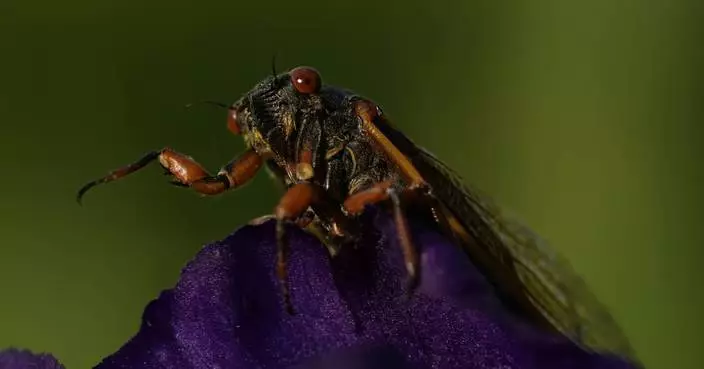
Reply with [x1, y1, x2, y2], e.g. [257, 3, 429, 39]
[289, 66, 321, 94]
[227, 108, 240, 135]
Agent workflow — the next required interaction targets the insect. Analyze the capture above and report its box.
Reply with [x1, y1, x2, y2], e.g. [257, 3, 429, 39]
[77, 65, 638, 362]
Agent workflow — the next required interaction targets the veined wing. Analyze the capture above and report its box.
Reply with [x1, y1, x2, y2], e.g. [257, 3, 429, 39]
[411, 147, 638, 361]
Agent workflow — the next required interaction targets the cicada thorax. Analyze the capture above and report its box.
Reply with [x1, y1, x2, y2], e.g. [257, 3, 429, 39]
[251, 95, 408, 246]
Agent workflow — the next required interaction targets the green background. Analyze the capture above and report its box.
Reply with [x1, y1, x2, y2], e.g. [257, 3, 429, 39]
[1, 1, 701, 368]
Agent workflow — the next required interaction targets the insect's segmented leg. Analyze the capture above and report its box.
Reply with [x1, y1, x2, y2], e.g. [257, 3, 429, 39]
[294, 118, 321, 181]
[208, 149, 263, 193]
[345, 179, 468, 291]
[342, 182, 421, 292]
[274, 182, 357, 314]
[353, 98, 456, 224]
[342, 180, 394, 216]
[352, 99, 468, 292]
[387, 188, 421, 292]
[353, 99, 427, 291]
[274, 183, 318, 314]
[76, 148, 262, 203]
[295, 147, 315, 181]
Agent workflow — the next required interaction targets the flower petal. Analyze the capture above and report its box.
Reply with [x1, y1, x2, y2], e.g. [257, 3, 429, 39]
[97, 220, 359, 369]
[331, 209, 638, 369]
[95, 209, 639, 369]
[169, 221, 358, 368]
[0, 348, 65, 369]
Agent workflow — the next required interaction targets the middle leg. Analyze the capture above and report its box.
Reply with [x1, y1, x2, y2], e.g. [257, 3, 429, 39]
[343, 182, 423, 293]
[273, 182, 354, 314]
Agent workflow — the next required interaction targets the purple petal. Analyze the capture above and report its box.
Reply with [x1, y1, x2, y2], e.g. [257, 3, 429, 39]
[95, 209, 640, 369]
[0, 348, 65, 369]
[332, 210, 637, 369]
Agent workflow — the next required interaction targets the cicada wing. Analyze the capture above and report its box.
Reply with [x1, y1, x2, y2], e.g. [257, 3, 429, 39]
[410, 147, 638, 361]
[363, 109, 637, 362]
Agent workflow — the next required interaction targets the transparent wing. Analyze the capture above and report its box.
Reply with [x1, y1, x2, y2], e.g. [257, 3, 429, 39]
[411, 148, 638, 361]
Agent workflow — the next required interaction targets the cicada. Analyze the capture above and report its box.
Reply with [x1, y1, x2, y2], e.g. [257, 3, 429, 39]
[77, 66, 637, 362]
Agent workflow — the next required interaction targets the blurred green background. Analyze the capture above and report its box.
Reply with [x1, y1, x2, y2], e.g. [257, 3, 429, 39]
[1, 0, 701, 368]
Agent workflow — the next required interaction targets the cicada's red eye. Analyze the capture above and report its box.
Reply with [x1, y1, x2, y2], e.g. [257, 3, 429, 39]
[227, 108, 240, 135]
[289, 66, 321, 94]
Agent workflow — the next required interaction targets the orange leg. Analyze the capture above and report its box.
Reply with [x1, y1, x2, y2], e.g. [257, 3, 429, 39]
[342, 180, 394, 216]
[274, 183, 318, 314]
[353, 98, 462, 235]
[77, 148, 262, 203]
[387, 188, 421, 292]
[352, 99, 462, 293]
[343, 182, 421, 292]
[273, 182, 357, 314]
[345, 180, 465, 294]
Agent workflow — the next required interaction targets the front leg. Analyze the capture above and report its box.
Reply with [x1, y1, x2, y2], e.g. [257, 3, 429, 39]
[77, 148, 262, 203]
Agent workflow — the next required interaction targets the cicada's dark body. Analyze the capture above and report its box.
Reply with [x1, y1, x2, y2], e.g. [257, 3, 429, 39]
[78, 66, 637, 362]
